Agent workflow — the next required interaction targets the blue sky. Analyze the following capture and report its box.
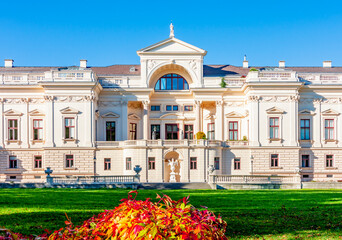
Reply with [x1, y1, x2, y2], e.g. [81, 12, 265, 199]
[1, 0, 342, 67]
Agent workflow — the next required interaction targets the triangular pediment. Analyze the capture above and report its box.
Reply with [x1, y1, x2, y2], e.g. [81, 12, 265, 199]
[322, 108, 340, 116]
[266, 107, 285, 114]
[137, 37, 206, 55]
[4, 109, 23, 116]
[128, 113, 141, 120]
[205, 114, 216, 120]
[299, 109, 315, 115]
[225, 111, 244, 118]
[60, 107, 80, 114]
[101, 111, 120, 118]
[29, 109, 45, 116]
[160, 112, 185, 120]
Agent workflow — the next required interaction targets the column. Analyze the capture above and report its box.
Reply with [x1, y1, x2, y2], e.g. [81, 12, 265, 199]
[194, 100, 201, 135]
[215, 100, 223, 141]
[248, 95, 260, 146]
[142, 100, 150, 140]
[45, 95, 55, 147]
[24, 98, 30, 148]
[313, 99, 321, 147]
[290, 95, 299, 146]
[121, 99, 128, 141]
[84, 96, 93, 147]
[0, 98, 4, 147]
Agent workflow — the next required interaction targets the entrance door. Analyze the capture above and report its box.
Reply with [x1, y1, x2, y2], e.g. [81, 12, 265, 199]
[165, 124, 178, 140]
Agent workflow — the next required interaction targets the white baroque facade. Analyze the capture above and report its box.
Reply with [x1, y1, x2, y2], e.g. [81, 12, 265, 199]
[1, 28, 342, 183]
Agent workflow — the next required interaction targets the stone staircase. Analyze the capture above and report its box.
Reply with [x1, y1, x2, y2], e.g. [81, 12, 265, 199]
[138, 182, 213, 190]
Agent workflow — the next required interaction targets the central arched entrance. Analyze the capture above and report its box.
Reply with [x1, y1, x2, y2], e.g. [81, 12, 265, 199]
[164, 151, 182, 182]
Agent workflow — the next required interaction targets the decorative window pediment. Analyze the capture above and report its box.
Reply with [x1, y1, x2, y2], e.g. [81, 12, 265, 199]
[266, 107, 285, 114]
[29, 109, 45, 116]
[128, 113, 141, 120]
[225, 111, 245, 118]
[4, 109, 23, 116]
[101, 112, 120, 118]
[299, 109, 315, 115]
[205, 114, 216, 120]
[322, 109, 340, 116]
[160, 112, 185, 120]
[60, 107, 80, 115]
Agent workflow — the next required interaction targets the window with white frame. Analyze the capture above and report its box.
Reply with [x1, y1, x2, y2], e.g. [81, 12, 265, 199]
[326, 155, 334, 168]
[64, 118, 75, 139]
[269, 117, 279, 139]
[324, 119, 334, 140]
[8, 119, 18, 141]
[9, 155, 17, 169]
[33, 119, 43, 141]
[270, 154, 279, 167]
[34, 155, 42, 169]
[65, 154, 74, 168]
[300, 119, 310, 140]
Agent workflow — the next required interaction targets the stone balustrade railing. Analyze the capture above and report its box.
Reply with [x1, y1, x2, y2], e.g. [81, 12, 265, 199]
[209, 174, 299, 184]
[48, 175, 139, 184]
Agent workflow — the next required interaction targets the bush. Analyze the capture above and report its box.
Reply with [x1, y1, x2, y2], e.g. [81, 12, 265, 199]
[196, 131, 206, 140]
[249, 68, 258, 72]
[220, 77, 227, 88]
[2, 191, 227, 240]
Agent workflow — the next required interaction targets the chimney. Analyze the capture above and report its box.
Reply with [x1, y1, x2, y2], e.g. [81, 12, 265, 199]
[243, 55, 249, 68]
[4, 59, 13, 68]
[279, 61, 285, 68]
[80, 59, 87, 68]
[323, 61, 332, 68]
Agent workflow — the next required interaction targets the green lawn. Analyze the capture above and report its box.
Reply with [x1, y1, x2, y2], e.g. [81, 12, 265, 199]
[1, 189, 342, 239]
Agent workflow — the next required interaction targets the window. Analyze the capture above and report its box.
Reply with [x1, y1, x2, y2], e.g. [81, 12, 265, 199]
[8, 119, 18, 140]
[166, 124, 178, 140]
[270, 154, 279, 167]
[184, 124, 194, 140]
[184, 105, 193, 111]
[104, 158, 111, 170]
[154, 74, 189, 90]
[106, 121, 116, 141]
[234, 158, 241, 170]
[65, 155, 74, 168]
[151, 105, 160, 111]
[166, 105, 178, 111]
[34, 155, 42, 169]
[229, 121, 238, 141]
[9, 155, 17, 169]
[190, 157, 197, 170]
[301, 155, 310, 168]
[126, 157, 132, 170]
[148, 157, 155, 170]
[151, 125, 160, 139]
[65, 118, 75, 139]
[300, 119, 310, 140]
[325, 119, 334, 140]
[129, 123, 137, 140]
[33, 119, 43, 141]
[326, 155, 334, 168]
[214, 157, 220, 170]
[269, 117, 279, 139]
[208, 123, 215, 140]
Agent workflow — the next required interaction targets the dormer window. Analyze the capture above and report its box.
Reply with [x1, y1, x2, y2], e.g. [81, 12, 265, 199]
[155, 74, 189, 90]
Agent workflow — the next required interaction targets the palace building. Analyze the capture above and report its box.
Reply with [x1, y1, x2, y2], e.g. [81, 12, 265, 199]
[1, 25, 342, 183]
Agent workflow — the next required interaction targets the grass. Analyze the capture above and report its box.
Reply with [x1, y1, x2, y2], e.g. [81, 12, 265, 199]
[1, 189, 342, 239]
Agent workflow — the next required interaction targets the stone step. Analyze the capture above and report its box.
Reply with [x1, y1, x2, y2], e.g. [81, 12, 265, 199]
[138, 182, 212, 190]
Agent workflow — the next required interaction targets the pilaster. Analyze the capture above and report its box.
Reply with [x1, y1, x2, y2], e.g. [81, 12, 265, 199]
[142, 100, 150, 140]
[215, 100, 223, 140]
[313, 99, 322, 147]
[121, 99, 128, 141]
[44, 95, 55, 147]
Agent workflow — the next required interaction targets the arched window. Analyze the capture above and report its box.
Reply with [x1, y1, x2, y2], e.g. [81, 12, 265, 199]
[154, 74, 189, 90]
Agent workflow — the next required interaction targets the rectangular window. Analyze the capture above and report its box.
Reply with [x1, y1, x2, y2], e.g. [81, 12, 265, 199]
[301, 155, 310, 168]
[166, 124, 178, 140]
[325, 119, 334, 140]
[234, 158, 241, 170]
[126, 157, 132, 170]
[166, 105, 178, 111]
[229, 121, 238, 140]
[270, 154, 279, 167]
[190, 157, 197, 170]
[148, 157, 155, 170]
[106, 121, 116, 141]
[184, 105, 193, 111]
[326, 155, 334, 168]
[184, 124, 194, 140]
[8, 119, 18, 140]
[33, 119, 43, 140]
[300, 119, 310, 140]
[129, 123, 137, 140]
[65, 118, 75, 139]
[9, 155, 17, 169]
[65, 154, 74, 168]
[34, 155, 42, 169]
[270, 117, 279, 139]
[208, 123, 215, 140]
[151, 105, 160, 111]
[214, 157, 220, 170]
[104, 158, 111, 170]
[151, 125, 161, 139]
